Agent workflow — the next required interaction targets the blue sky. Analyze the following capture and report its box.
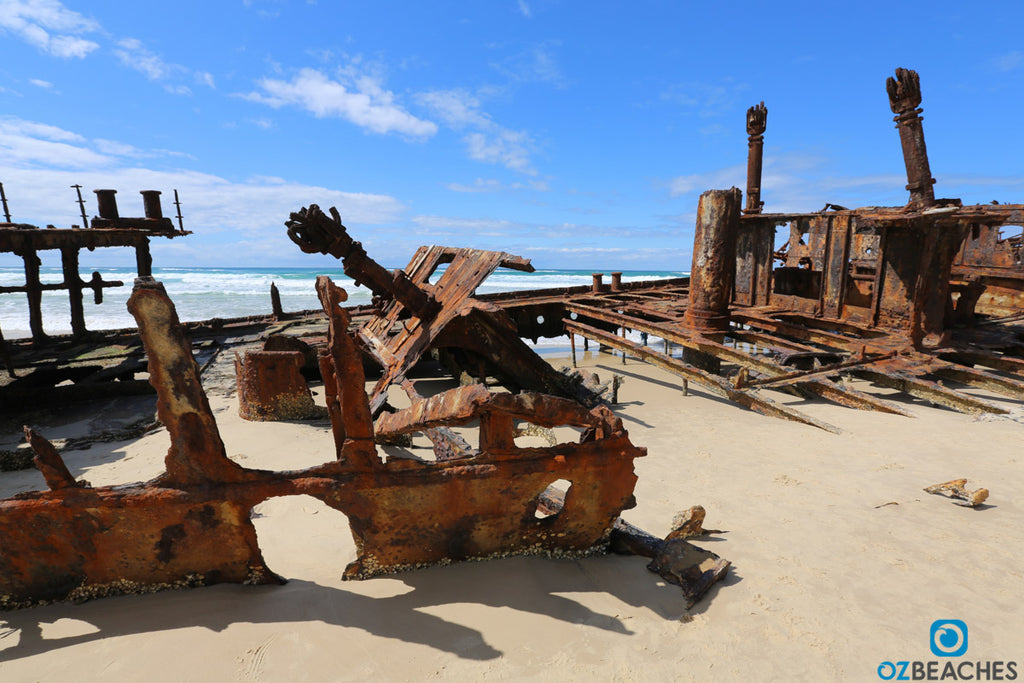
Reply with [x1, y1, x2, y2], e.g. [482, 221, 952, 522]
[1, 1, 1022, 271]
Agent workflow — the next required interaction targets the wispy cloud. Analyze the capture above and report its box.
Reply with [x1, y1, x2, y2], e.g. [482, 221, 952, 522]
[244, 67, 437, 137]
[517, 0, 531, 18]
[416, 88, 536, 173]
[0, 0, 100, 58]
[661, 78, 750, 118]
[28, 78, 53, 89]
[490, 43, 565, 88]
[994, 50, 1023, 72]
[446, 177, 549, 193]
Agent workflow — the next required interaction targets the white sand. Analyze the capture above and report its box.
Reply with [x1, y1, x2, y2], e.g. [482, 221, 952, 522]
[1, 349, 1021, 681]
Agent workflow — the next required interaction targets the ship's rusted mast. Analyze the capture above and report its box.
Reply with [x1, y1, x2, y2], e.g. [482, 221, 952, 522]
[744, 102, 767, 214]
[887, 68, 935, 208]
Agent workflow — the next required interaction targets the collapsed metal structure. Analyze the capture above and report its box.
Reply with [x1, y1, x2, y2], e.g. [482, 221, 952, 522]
[0, 186, 189, 345]
[3, 272, 731, 610]
[487, 68, 1024, 431]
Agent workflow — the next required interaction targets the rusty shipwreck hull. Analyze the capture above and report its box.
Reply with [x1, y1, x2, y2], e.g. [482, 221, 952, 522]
[1, 276, 646, 609]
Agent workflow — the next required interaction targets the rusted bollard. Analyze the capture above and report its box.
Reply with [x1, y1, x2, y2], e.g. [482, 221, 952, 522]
[591, 273, 604, 293]
[234, 350, 319, 421]
[140, 190, 164, 219]
[610, 272, 623, 292]
[94, 189, 119, 219]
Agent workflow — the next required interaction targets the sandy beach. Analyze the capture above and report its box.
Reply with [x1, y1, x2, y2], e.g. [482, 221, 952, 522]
[1, 348, 1021, 681]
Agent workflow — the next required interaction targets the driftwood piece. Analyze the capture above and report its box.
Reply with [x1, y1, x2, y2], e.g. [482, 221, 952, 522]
[924, 479, 989, 507]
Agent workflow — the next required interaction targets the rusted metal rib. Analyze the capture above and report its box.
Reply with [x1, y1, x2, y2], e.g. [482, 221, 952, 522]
[565, 319, 841, 433]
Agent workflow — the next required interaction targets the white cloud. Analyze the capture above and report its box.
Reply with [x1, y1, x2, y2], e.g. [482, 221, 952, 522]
[29, 78, 52, 89]
[0, 116, 111, 168]
[491, 43, 565, 87]
[416, 88, 536, 174]
[517, 0, 531, 17]
[465, 130, 534, 174]
[196, 71, 216, 88]
[415, 89, 491, 128]
[114, 37, 177, 81]
[446, 178, 503, 193]
[0, 0, 99, 58]
[245, 67, 437, 137]
[164, 84, 193, 96]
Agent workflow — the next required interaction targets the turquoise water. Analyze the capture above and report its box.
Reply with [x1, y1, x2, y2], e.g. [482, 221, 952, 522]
[0, 266, 685, 339]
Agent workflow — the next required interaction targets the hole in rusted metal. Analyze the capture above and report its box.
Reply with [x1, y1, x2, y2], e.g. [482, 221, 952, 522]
[535, 479, 572, 519]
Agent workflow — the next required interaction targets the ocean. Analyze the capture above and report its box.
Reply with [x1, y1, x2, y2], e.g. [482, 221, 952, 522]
[0, 266, 686, 340]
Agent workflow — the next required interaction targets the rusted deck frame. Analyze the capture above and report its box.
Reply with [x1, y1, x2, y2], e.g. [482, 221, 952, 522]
[564, 318, 840, 432]
[0, 187, 188, 344]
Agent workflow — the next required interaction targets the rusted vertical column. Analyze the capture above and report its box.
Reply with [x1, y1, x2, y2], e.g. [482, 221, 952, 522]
[60, 247, 86, 338]
[610, 272, 623, 292]
[94, 189, 119, 219]
[744, 102, 767, 214]
[685, 188, 743, 332]
[886, 68, 935, 208]
[270, 282, 284, 319]
[22, 249, 46, 343]
[591, 273, 604, 293]
[135, 237, 152, 277]
[140, 190, 163, 219]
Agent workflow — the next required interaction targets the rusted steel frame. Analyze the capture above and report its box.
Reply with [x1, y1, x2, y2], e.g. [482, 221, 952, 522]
[741, 352, 898, 388]
[728, 329, 819, 354]
[927, 363, 1024, 401]
[375, 385, 613, 439]
[570, 304, 909, 415]
[939, 349, 1024, 376]
[852, 367, 1009, 415]
[315, 276, 379, 469]
[285, 204, 438, 320]
[565, 319, 840, 432]
[730, 310, 894, 354]
[126, 278, 254, 486]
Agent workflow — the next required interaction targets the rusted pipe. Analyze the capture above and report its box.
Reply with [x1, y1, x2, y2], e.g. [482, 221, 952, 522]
[610, 272, 623, 292]
[591, 273, 604, 293]
[744, 102, 767, 214]
[886, 68, 935, 208]
[684, 188, 742, 332]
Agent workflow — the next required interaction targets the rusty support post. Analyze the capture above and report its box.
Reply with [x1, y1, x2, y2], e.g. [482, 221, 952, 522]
[569, 332, 577, 368]
[684, 188, 742, 332]
[610, 272, 623, 292]
[591, 273, 604, 293]
[270, 282, 284, 319]
[60, 246, 86, 338]
[136, 237, 152, 277]
[744, 102, 767, 214]
[141, 190, 164, 219]
[23, 248, 46, 343]
[887, 68, 935, 208]
[94, 189, 119, 220]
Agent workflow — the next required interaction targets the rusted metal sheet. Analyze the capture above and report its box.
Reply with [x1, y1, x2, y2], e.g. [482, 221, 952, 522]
[1, 275, 656, 609]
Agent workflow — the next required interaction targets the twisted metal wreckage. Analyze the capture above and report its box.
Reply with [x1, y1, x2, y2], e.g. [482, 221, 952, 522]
[2, 65, 1023, 610]
[1, 264, 727, 611]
